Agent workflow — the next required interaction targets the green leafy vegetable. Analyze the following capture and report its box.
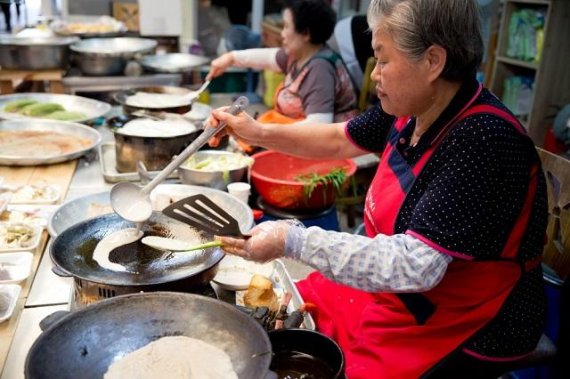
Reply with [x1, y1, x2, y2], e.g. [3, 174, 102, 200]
[295, 167, 347, 203]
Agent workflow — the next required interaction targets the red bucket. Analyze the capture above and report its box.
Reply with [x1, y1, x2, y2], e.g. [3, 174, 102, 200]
[251, 150, 357, 210]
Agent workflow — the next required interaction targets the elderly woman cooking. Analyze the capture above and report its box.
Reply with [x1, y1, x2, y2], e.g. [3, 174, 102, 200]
[209, 0, 548, 377]
[206, 0, 358, 125]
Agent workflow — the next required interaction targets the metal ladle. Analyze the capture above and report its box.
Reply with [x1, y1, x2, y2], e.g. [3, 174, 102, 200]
[110, 96, 249, 223]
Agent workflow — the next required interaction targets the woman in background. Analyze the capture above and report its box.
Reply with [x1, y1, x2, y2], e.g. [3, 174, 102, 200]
[207, 0, 358, 125]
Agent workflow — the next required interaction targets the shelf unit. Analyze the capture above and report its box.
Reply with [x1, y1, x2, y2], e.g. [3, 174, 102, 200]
[490, 0, 570, 146]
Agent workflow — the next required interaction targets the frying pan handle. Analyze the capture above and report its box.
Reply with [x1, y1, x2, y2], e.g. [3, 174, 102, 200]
[51, 265, 72, 277]
[40, 311, 70, 332]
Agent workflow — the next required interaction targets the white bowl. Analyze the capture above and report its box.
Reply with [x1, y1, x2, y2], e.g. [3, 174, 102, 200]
[0, 252, 33, 284]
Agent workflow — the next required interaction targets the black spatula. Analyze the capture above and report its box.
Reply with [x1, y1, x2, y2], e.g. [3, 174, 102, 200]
[162, 194, 249, 238]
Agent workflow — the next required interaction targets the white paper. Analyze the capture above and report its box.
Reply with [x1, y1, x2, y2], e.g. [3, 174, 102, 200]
[138, 0, 183, 36]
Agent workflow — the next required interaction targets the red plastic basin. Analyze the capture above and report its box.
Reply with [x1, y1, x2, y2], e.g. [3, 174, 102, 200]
[251, 150, 357, 210]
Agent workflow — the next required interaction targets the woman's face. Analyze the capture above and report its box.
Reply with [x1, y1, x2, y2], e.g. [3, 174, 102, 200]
[280, 9, 308, 58]
[370, 28, 434, 117]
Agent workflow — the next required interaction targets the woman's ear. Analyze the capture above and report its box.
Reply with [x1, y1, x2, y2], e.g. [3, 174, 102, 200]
[425, 45, 447, 82]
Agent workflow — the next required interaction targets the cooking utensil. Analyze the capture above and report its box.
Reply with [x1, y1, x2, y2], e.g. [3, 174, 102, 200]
[110, 96, 249, 223]
[47, 185, 254, 237]
[0, 119, 101, 166]
[163, 194, 249, 237]
[25, 292, 273, 379]
[0, 93, 111, 123]
[0, 35, 78, 70]
[139, 52, 210, 73]
[113, 85, 194, 115]
[183, 79, 211, 103]
[177, 150, 250, 190]
[141, 236, 222, 252]
[70, 37, 157, 76]
[50, 211, 224, 287]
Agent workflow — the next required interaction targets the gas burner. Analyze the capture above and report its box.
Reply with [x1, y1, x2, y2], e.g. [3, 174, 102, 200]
[256, 196, 335, 220]
[71, 280, 218, 310]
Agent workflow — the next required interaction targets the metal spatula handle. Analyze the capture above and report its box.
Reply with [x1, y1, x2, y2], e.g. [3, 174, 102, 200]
[140, 96, 249, 195]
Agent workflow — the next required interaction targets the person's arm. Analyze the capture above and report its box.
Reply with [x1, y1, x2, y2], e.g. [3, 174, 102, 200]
[287, 227, 452, 292]
[207, 48, 281, 80]
[209, 109, 366, 159]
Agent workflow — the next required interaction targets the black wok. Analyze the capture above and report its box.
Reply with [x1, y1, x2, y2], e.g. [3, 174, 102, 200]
[113, 85, 194, 115]
[25, 292, 273, 379]
[50, 211, 224, 287]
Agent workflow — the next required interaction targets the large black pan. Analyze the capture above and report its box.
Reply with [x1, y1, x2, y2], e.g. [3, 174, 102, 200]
[25, 292, 273, 379]
[50, 211, 224, 286]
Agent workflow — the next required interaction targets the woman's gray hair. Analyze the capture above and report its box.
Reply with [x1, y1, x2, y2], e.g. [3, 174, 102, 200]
[367, 0, 483, 82]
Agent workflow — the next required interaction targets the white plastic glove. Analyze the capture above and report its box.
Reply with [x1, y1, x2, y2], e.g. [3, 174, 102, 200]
[215, 220, 304, 263]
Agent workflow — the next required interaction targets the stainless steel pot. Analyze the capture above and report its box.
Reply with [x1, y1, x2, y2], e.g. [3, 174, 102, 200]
[70, 37, 157, 76]
[112, 123, 202, 173]
[0, 36, 79, 70]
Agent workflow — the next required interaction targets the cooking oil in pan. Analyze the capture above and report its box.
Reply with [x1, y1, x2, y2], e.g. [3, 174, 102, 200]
[270, 351, 336, 379]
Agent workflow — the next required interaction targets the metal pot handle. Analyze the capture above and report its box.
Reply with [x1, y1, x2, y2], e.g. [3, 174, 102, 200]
[39, 310, 70, 332]
[51, 265, 72, 277]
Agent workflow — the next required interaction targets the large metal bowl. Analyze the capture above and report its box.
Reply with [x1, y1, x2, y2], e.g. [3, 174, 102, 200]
[47, 185, 255, 237]
[0, 93, 111, 123]
[0, 35, 78, 70]
[178, 150, 250, 190]
[70, 37, 157, 76]
[140, 53, 210, 73]
[0, 119, 101, 166]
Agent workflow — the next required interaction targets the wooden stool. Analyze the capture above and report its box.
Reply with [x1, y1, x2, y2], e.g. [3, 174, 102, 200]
[0, 69, 65, 94]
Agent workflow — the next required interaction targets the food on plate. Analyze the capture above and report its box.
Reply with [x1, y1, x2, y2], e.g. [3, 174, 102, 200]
[21, 103, 64, 117]
[244, 274, 279, 311]
[2, 99, 87, 121]
[104, 336, 238, 379]
[0, 208, 49, 227]
[3, 99, 38, 113]
[0, 130, 92, 158]
[125, 92, 193, 108]
[116, 118, 198, 138]
[45, 110, 88, 121]
[8, 185, 58, 203]
[0, 223, 37, 250]
[183, 154, 253, 172]
[55, 16, 125, 35]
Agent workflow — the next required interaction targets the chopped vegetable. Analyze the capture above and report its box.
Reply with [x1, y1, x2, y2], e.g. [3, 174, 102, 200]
[295, 167, 347, 203]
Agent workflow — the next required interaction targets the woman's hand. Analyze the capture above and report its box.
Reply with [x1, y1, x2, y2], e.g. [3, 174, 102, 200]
[205, 52, 235, 81]
[215, 221, 293, 263]
[206, 107, 262, 147]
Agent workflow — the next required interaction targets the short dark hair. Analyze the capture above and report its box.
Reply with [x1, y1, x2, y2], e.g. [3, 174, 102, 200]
[285, 0, 337, 44]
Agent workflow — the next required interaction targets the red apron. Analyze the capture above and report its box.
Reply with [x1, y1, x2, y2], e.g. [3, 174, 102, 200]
[297, 88, 541, 378]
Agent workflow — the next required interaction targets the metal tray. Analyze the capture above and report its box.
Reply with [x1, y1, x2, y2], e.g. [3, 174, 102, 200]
[99, 142, 179, 183]
[0, 93, 111, 124]
[0, 119, 101, 166]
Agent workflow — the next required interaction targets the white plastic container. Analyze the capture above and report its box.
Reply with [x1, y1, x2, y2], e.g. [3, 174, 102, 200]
[0, 252, 33, 284]
[0, 284, 21, 323]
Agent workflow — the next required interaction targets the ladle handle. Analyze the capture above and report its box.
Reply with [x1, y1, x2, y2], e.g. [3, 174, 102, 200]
[140, 96, 249, 195]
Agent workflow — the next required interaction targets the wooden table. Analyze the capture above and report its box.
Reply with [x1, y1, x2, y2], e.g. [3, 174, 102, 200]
[0, 160, 78, 373]
[0, 69, 65, 94]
